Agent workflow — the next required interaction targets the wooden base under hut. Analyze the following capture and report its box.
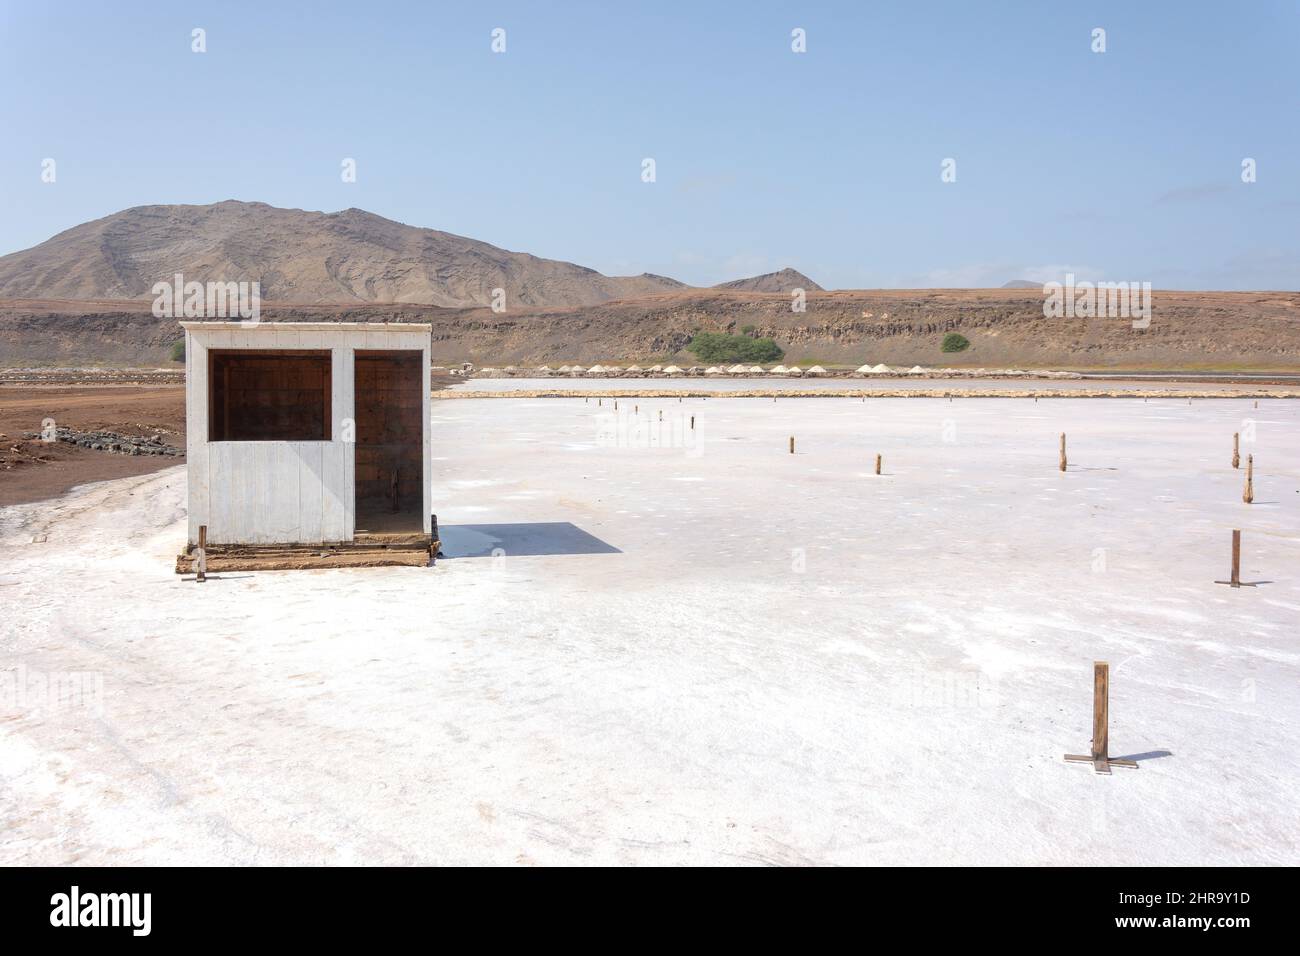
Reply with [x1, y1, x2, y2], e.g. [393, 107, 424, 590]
[176, 527, 441, 574]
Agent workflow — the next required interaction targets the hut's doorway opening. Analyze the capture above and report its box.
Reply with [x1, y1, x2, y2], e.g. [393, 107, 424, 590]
[354, 350, 424, 533]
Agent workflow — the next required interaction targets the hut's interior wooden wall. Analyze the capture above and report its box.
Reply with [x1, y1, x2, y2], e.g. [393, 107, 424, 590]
[208, 351, 331, 442]
[354, 350, 424, 529]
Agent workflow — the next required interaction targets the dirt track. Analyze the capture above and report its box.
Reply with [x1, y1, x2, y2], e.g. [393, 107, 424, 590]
[0, 385, 184, 508]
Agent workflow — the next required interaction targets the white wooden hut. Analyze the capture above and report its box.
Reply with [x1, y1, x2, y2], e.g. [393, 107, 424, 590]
[181, 322, 433, 559]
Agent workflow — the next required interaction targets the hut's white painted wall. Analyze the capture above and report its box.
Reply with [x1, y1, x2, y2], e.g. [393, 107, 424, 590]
[184, 324, 432, 546]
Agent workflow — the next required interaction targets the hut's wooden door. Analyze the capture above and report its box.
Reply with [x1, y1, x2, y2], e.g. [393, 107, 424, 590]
[354, 350, 424, 533]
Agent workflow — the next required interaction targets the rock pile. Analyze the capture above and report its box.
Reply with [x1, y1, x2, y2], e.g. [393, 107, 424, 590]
[21, 427, 184, 457]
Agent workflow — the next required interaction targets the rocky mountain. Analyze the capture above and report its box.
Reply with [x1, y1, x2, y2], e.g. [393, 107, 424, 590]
[0, 201, 688, 308]
[2, 203, 1296, 371]
[713, 268, 824, 293]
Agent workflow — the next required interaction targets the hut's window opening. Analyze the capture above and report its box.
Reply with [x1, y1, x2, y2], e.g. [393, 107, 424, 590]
[208, 351, 331, 441]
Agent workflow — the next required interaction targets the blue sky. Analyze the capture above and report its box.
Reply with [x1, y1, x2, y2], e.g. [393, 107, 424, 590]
[2, 1, 1297, 289]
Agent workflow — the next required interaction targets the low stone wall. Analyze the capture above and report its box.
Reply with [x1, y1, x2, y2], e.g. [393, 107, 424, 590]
[435, 387, 1300, 400]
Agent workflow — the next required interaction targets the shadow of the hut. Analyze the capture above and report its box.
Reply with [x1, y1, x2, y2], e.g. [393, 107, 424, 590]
[439, 522, 621, 558]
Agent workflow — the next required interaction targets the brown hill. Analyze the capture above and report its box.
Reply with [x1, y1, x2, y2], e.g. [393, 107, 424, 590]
[713, 268, 823, 293]
[4, 288, 1298, 370]
[0, 201, 687, 308]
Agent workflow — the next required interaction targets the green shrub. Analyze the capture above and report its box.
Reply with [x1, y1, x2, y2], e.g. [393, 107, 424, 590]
[169, 339, 185, 362]
[941, 332, 970, 353]
[740, 337, 783, 362]
[687, 332, 783, 364]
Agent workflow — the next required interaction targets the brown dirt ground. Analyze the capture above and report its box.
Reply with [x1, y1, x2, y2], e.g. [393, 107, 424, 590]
[0, 385, 185, 508]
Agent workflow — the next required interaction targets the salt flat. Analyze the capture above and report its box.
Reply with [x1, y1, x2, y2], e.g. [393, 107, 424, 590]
[2, 395, 1298, 865]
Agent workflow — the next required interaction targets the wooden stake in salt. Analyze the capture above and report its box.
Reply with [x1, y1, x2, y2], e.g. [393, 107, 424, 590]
[1229, 529, 1241, 587]
[196, 525, 208, 584]
[1215, 530, 1256, 588]
[1064, 662, 1137, 774]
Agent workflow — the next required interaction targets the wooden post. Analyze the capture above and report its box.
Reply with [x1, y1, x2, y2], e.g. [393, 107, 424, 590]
[1231, 529, 1241, 587]
[1216, 529, 1257, 588]
[1065, 661, 1137, 774]
[1059, 433, 1067, 472]
[1091, 662, 1108, 761]
[196, 524, 207, 583]
[789, 436, 795, 454]
[690, 415, 694, 430]
[1243, 455, 1254, 504]
[1232, 432, 1240, 469]
[658, 410, 662, 422]
[875, 454, 882, 475]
